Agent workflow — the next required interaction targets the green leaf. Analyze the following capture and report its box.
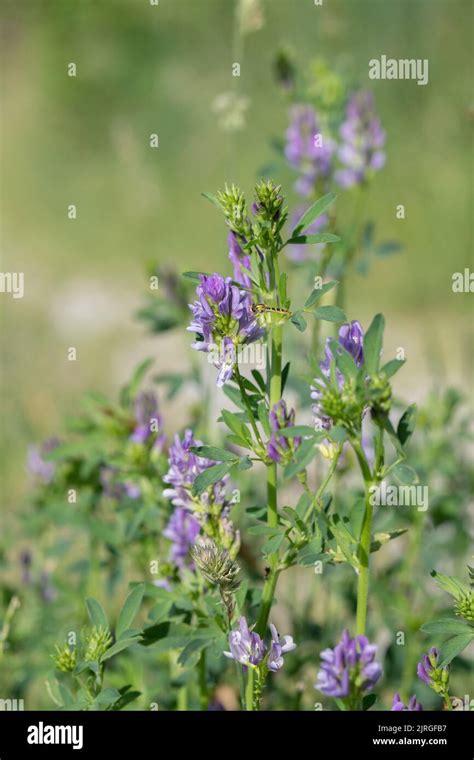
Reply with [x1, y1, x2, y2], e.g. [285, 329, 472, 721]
[101, 637, 139, 661]
[370, 529, 407, 553]
[120, 357, 154, 407]
[283, 439, 316, 479]
[363, 313, 384, 375]
[289, 232, 340, 245]
[430, 570, 471, 602]
[392, 463, 419, 485]
[182, 271, 206, 282]
[116, 584, 145, 639]
[439, 632, 474, 666]
[86, 598, 108, 630]
[381, 358, 405, 379]
[92, 688, 121, 707]
[191, 462, 233, 497]
[238, 456, 253, 470]
[261, 533, 285, 555]
[420, 618, 473, 636]
[362, 694, 378, 711]
[304, 280, 338, 310]
[178, 639, 211, 667]
[257, 401, 271, 437]
[291, 192, 337, 236]
[248, 525, 283, 537]
[201, 191, 220, 208]
[290, 311, 307, 332]
[313, 305, 346, 323]
[251, 370, 266, 393]
[221, 409, 248, 439]
[279, 425, 319, 438]
[397, 404, 417, 446]
[190, 445, 238, 463]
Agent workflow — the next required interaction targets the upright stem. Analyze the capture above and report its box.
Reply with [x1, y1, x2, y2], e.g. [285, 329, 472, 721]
[245, 668, 255, 711]
[256, 326, 282, 637]
[351, 438, 375, 636]
[356, 483, 374, 636]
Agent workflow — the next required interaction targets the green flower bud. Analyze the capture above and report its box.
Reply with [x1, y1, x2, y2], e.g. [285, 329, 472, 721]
[454, 592, 474, 622]
[51, 643, 77, 673]
[367, 374, 392, 414]
[83, 626, 113, 662]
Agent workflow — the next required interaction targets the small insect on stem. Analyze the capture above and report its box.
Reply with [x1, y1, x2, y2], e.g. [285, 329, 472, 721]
[251, 303, 292, 326]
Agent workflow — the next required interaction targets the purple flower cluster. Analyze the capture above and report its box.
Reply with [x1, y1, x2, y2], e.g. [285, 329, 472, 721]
[417, 647, 449, 694]
[315, 629, 382, 698]
[224, 617, 296, 671]
[163, 429, 227, 511]
[130, 391, 165, 453]
[285, 105, 336, 196]
[285, 91, 385, 200]
[392, 693, 423, 711]
[311, 320, 364, 429]
[163, 506, 200, 569]
[163, 430, 238, 566]
[27, 437, 61, 484]
[188, 273, 263, 387]
[335, 91, 385, 189]
[266, 399, 301, 464]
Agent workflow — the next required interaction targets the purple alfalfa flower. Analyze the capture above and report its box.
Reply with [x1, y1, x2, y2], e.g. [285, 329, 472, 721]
[27, 437, 61, 484]
[335, 91, 385, 189]
[311, 320, 364, 429]
[267, 623, 297, 672]
[163, 506, 201, 569]
[188, 273, 263, 387]
[315, 629, 382, 699]
[130, 391, 166, 453]
[228, 231, 252, 288]
[266, 399, 301, 464]
[163, 429, 226, 511]
[416, 647, 450, 697]
[285, 105, 336, 197]
[417, 647, 439, 685]
[392, 692, 423, 711]
[224, 616, 265, 668]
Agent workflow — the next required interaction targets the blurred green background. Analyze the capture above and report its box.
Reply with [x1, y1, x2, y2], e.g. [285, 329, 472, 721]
[1, 0, 472, 513]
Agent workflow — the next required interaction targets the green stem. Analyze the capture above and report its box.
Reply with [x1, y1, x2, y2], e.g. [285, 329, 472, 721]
[351, 438, 375, 636]
[356, 483, 374, 636]
[256, 326, 282, 637]
[177, 685, 188, 711]
[245, 668, 255, 711]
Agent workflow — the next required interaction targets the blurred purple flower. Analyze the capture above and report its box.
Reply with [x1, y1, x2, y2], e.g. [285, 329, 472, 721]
[224, 616, 265, 668]
[27, 437, 61, 484]
[285, 105, 336, 196]
[267, 623, 297, 672]
[188, 273, 263, 387]
[315, 629, 382, 698]
[40, 571, 57, 603]
[311, 320, 364, 429]
[335, 91, 385, 189]
[163, 506, 200, 569]
[392, 692, 423, 711]
[130, 391, 165, 453]
[228, 231, 252, 288]
[267, 399, 301, 463]
[100, 466, 141, 501]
